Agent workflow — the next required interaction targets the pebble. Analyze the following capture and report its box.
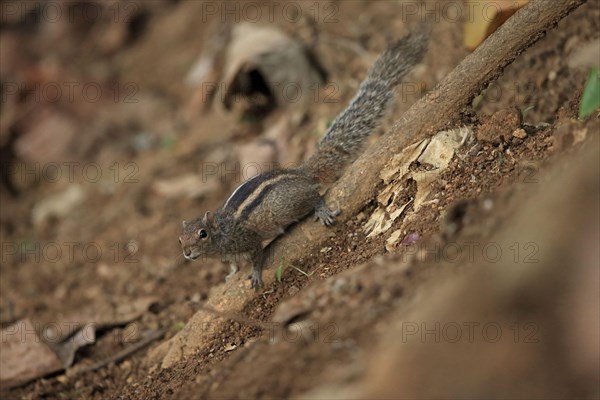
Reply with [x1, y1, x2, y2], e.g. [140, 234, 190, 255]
[482, 198, 494, 211]
[512, 128, 527, 139]
[288, 285, 300, 296]
[191, 293, 201, 303]
[32, 185, 86, 228]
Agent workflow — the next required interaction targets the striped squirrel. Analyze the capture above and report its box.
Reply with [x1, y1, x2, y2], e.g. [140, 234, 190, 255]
[180, 31, 428, 289]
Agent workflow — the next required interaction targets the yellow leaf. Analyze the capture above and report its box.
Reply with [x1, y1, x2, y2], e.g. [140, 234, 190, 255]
[464, 0, 529, 50]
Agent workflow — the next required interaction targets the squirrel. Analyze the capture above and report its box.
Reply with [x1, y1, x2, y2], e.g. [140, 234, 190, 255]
[180, 31, 428, 289]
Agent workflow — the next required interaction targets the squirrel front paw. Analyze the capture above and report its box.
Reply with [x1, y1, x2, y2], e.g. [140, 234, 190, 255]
[314, 200, 340, 226]
[225, 271, 237, 281]
[225, 262, 239, 281]
[249, 271, 264, 289]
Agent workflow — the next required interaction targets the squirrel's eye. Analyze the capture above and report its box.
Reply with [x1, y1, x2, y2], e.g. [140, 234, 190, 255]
[178, 238, 182, 245]
[198, 229, 208, 239]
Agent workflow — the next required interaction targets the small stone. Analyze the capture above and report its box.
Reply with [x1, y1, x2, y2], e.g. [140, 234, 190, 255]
[402, 232, 420, 246]
[190, 293, 201, 303]
[130, 132, 155, 152]
[15, 112, 78, 164]
[573, 128, 588, 145]
[512, 128, 527, 139]
[224, 344, 237, 352]
[482, 198, 494, 211]
[288, 285, 300, 296]
[32, 185, 86, 228]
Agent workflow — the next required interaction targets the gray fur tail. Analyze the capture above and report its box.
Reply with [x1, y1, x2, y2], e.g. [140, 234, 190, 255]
[301, 31, 428, 184]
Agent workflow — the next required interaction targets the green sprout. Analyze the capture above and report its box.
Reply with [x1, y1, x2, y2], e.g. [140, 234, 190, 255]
[580, 68, 600, 119]
[275, 260, 284, 283]
[173, 321, 186, 331]
[159, 135, 177, 149]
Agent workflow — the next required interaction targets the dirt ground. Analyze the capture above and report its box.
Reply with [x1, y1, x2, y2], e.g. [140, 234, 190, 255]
[1, 1, 599, 399]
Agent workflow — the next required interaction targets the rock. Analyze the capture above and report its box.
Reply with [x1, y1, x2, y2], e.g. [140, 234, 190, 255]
[129, 132, 156, 152]
[15, 112, 78, 164]
[512, 128, 527, 139]
[32, 185, 85, 228]
[573, 128, 588, 145]
[217, 23, 326, 116]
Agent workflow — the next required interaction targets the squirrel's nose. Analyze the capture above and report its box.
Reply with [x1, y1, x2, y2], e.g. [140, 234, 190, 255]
[183, 248, 191, 257]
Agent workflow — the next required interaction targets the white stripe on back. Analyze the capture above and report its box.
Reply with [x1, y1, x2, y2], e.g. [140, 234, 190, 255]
[223, 174, 260, 210]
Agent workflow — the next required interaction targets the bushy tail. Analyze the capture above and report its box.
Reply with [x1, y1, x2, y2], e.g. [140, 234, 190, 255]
[302, 31, 428, 184]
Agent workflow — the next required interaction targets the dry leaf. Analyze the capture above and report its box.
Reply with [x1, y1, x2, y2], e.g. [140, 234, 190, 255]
[106, 297, 159, 327]
[50, 324, 96, 369]
[48, 296, 158, 342]
[365, 127, 474, 238]
[224, 344, 237, 352]
[0, 319, 63, 390]
[385, 229, 404, 252]
[365, 202, 411, 238]
[464, 0, 529, 50]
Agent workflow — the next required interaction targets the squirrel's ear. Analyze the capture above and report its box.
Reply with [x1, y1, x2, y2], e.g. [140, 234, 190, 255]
[182, 220, 187, 229]
[202, 211, 215, 226]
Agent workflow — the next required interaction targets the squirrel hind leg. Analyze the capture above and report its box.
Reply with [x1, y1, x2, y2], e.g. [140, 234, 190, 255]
[248, 249, 266, 290]
[314, 199, 340, 226]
